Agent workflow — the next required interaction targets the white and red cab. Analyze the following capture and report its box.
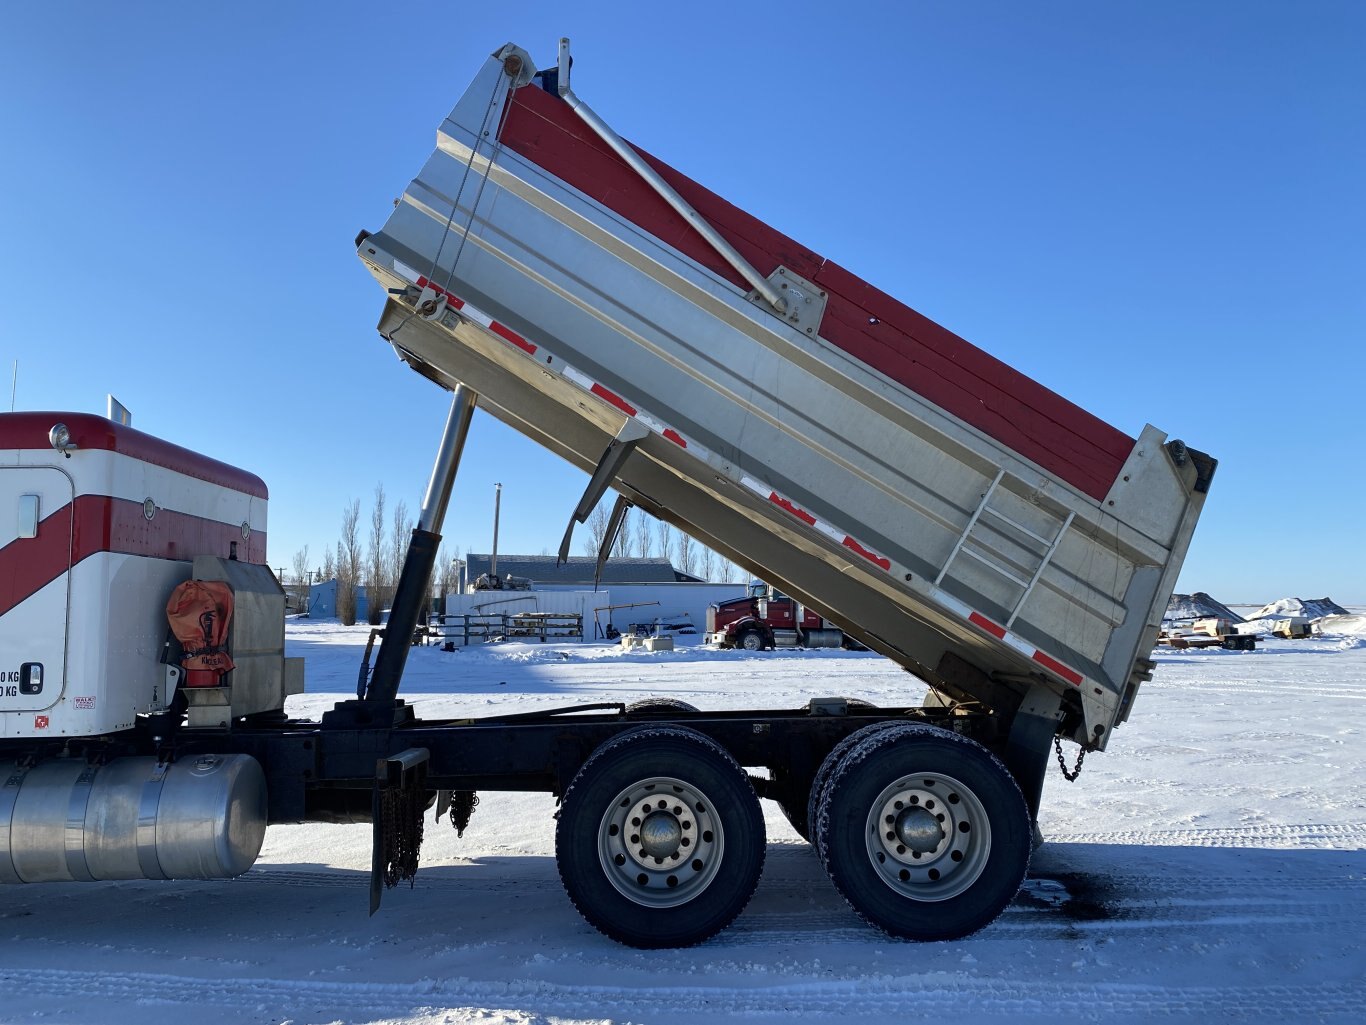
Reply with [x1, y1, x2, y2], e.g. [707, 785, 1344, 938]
[0, 412, 268, 740]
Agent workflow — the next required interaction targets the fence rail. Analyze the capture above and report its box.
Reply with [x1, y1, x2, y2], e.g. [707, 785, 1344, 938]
[427, 612, 584, 647]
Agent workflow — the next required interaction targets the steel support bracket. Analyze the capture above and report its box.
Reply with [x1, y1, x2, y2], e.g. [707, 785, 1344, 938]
[746, 266, 828, 339]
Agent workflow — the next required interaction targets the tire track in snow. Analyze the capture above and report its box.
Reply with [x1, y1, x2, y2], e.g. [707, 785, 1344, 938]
[1045, 821, 1366, 847]
[3, 967, 1359, 1020]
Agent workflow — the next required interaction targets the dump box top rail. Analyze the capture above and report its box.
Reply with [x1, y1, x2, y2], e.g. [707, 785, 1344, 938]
[357, 42, 1214, 750]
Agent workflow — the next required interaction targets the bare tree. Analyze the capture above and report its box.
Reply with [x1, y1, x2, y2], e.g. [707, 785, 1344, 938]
[677, 531, 694, 577]
[700, 545, 715, 582]
[290, 544, 310, 614]
[584, 501, 611, 558]
[338, 500, 362, 625]
[321, 545, 336, 583]
[614, 507, 633, 558]
[635, 511, 653, 559]
[658, 521, 676, 568]
[366, 484, 388, 625]
[434, 541, 461, 614]
[389, 498, 410, 602]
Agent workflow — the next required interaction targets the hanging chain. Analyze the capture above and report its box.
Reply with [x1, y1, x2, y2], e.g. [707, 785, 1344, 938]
[379, 783, 424, 888]
[448, 790, 480, 837]
[1053, 735, 1089, 782]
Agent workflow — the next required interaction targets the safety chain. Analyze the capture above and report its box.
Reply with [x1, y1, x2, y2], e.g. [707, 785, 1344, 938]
[1053, 735, 1089, 782]
[379, 784, 425, 888]
[448, 790, 480, 837]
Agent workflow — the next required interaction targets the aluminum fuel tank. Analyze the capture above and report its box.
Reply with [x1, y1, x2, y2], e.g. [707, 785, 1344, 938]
[0, 753, 267, 883]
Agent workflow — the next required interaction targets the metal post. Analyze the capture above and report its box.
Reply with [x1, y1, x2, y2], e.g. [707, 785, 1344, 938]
[366, 386, 477, 705]
[491, 483, 502, 580]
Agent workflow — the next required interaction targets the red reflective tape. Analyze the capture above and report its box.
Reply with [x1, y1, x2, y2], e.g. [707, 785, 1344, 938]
[590, 384, 637, 416]
[968, 611, 1007, 639]
[490, 320, 537, 354]
[415, 276, 465, 308]
[842, 536, 891, 572]
[1032, 649, 1083, 686]
[769, 493, 816, 526]
[662, 429, 687, 448]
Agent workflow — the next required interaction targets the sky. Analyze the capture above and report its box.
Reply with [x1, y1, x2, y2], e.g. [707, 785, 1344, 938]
[2, 1, 1362, 602]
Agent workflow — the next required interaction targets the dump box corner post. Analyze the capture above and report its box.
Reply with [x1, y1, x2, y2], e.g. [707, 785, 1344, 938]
[1002, 684, 1065, 825]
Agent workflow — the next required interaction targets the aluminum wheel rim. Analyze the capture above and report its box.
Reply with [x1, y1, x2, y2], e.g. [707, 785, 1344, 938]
[864, 770, 991, 901]
[597, 775, 724, 908]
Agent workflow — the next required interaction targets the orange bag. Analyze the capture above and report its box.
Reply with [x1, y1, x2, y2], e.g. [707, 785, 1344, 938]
[166, 580, 236, 687]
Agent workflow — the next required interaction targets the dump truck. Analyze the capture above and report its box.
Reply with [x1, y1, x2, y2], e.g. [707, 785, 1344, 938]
[1, 39, 1214, 949]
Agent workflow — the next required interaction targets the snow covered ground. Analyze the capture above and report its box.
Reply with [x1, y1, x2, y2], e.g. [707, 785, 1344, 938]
[2, 621, 1363, 1025]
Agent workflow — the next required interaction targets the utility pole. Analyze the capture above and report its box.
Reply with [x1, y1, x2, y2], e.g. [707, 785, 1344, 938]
[491, 483, 502, 579]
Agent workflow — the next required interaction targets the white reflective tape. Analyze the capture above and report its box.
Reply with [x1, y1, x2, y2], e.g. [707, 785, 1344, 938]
[739, 476, 769, 498]
[463, 306, 493, 328]
[635, 411, 667, 433]
[930, 588, 972, 619]
[393, 260, 420, 284]
[814, 522, 844, 543]
[562, 365, 594, 390]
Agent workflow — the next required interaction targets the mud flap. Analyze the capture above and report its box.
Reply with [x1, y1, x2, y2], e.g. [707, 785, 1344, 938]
[369, 747, 430, 915]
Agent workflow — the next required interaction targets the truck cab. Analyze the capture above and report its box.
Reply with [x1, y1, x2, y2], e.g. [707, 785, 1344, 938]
[707, 582, 844, 650]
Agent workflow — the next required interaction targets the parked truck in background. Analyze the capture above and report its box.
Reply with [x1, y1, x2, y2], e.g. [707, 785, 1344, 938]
[1, 39, 1214, 949]
[708, 582, 847, 650]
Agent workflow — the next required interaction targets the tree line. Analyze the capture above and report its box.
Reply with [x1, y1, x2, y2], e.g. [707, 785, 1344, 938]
[286, 487, 741, 626]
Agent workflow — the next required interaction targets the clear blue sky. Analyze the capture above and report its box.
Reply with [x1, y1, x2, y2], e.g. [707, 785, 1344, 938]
[3, 2, 1362, 603]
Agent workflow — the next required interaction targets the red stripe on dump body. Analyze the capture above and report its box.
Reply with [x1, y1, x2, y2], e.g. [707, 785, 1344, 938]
[968, 611, 1008, 640]
[768, 493, 817, 527]
[415, 276, 466, 309]
[841, 536, 891, 572]
[497, 85, 1134, 502]
[489, 320, 537, 354]
[590, 384, 637, 416]
[1031, 649, 1084, 687]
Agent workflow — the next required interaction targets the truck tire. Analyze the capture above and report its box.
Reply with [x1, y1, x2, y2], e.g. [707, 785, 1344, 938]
[813, 722, 1030, 941]
[736, 629, 765, 652]
[555, 726, 765, 948]
[801, 718, 903, 850]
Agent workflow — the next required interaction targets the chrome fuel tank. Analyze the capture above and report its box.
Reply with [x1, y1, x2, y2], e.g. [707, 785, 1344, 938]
[0, 753, 267, 883]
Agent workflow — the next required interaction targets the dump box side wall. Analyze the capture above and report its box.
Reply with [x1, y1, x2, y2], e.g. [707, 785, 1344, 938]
[359, 50, 1211, 747]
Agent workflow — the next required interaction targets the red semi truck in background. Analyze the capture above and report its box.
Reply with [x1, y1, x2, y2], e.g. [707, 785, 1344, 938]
[708, 582, 847, 650]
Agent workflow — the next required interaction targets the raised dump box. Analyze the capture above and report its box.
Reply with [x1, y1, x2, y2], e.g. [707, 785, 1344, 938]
[356, 42, 1214, 756]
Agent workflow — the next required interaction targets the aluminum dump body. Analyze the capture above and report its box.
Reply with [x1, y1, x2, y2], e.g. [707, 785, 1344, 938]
[358, 44, 1214, 749]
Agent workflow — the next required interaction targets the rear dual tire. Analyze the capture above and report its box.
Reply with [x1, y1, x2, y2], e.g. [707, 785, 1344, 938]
[556, 726, 765, 948]
[812, 722, 1030, 941]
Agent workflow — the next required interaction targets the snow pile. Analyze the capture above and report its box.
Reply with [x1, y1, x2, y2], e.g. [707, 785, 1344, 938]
[1314, 613, 1366, 648]
[1249, 596, 1349, 620]
[1164, 591, 1244, 623]
[1239, 597, 1352, 636]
